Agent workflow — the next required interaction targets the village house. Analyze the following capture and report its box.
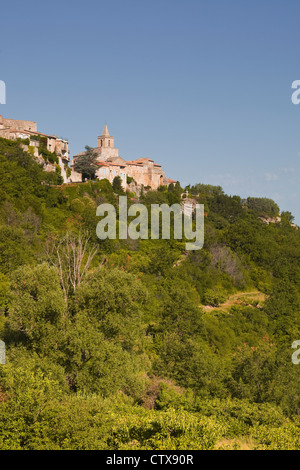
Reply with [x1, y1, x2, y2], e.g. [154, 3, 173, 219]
[72, 124, 175, 191]
[0, 116, 176, 190]
[0, 115, 81, 183]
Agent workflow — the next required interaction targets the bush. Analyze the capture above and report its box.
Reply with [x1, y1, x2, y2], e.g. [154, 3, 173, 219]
[39, 147, 59, 164]
[246, 197, 279, 217]
[202, 288, 227, 306]
[127, 176, 134, 184]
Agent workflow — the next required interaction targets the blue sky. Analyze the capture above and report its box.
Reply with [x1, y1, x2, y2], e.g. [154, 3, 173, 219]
[1, 0, 300, 222]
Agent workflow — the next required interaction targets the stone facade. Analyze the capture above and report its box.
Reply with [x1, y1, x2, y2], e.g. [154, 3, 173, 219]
[0, 115, 82, 183]
[0, 117, 176, 189]
[96, 161, 127, 189]
[125, 158, 165, 189]
[72, 124, 174, 191]
[0, 115, 37, 132]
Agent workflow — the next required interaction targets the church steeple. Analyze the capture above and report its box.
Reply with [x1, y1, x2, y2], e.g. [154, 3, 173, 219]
[102, 124, 110, 137]
[97, 124, 114, 149]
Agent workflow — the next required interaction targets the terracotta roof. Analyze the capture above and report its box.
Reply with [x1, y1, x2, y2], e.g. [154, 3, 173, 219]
[134, 157, 154, 162]
[5, 129, 32, 134]
[125, 157, 155, 165]
[9, 129, 57, 138]
[125, 160, 143, 165]
[96, 161, 125, 168]
[29, 131, 57, 138]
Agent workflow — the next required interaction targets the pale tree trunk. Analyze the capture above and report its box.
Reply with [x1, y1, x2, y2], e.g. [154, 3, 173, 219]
[46, 231, 99, 307]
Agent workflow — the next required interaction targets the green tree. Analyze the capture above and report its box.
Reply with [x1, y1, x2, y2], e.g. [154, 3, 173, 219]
[5, 263, 66, 356]
[74, 267, 149, 351]
[246, 197, 279, 217]
[0, 363, 63, 450]
[281, 211, 295, 224]
[73, 145, 98, 180]
[112, 175, 124, 193]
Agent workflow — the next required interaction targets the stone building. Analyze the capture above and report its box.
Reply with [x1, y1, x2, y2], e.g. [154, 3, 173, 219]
[96, 160, 127, 189]
[0, 115, 81, 183]
[72, 124, 174, 191]
[0, 116, 176, 189]
[0, 115, 37, 133]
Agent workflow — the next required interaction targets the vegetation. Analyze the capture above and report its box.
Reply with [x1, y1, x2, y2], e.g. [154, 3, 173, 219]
[126, 175, 134, 184]
[65, 165, 71, 178]
[73, 145, 98, 180]
[0, 137, 299, 450]
[29, 134, 59, 164]
[112, 175, 124, 194]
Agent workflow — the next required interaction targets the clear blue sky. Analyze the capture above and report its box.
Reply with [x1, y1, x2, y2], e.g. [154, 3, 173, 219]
[1, 0, 300, 222]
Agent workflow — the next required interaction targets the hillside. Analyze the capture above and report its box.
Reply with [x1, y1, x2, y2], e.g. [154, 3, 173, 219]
[0, 137, 299, 450]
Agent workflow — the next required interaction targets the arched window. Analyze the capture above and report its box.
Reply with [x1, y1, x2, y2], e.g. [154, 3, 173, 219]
[108, 140, 110, 147]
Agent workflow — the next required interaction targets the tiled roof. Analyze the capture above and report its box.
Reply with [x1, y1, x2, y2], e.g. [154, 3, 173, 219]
[96, 161, 126, 168]
[6, 129, 32, 133]
[7, 129, 57, 139]
[125, 160, 143, 165]
[125, 157, 157, 165]
[134, 157, 154, 162]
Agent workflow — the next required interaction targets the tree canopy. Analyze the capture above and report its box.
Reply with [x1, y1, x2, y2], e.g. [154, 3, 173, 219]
[72, 145, 98, 180]
[0, 137, 299, 450]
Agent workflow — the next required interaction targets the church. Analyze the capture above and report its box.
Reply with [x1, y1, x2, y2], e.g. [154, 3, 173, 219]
[71, 124, 176, 191]
[0, 114, 176, 191]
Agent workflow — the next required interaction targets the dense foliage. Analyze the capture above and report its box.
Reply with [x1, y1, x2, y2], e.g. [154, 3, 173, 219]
[0, 137, 299, 450]
[72, 145, 98, 180]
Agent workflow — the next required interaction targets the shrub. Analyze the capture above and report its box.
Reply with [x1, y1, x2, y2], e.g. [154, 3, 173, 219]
[202, 288, 227, 306]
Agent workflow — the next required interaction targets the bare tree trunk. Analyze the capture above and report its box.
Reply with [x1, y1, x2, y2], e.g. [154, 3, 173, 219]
[46, 231, 99, 307]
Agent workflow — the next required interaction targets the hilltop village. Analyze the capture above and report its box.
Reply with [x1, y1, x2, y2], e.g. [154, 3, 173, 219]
[0, 115, 176, 192]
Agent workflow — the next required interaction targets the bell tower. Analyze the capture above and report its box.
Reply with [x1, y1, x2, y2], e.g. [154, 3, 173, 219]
[95, 124, 119, 161]
[97, 124, 115, 149]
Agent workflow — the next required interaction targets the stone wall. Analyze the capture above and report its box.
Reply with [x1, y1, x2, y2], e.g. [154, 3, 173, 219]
[125, 160, 165, 190]
[0, 116, 37, 132]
